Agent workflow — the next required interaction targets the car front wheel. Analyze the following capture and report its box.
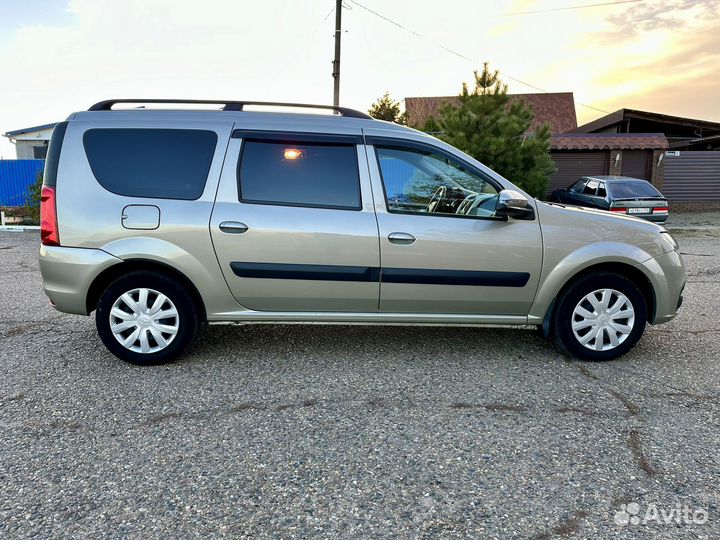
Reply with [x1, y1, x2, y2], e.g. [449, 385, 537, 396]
[95, 271, 199, 365]
[552, 272, 648, 361]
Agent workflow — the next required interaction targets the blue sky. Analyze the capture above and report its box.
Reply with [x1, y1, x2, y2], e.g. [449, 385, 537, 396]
[0, 1, 73, 32]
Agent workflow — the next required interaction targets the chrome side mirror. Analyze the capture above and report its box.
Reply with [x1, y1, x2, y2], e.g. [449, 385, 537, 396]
[496, 189, 532, 218]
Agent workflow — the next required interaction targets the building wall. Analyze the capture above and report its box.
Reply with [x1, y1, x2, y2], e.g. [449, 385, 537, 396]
[14, 140, 48, 159]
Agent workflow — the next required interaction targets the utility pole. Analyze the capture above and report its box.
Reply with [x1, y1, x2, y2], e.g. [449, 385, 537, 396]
[332, 0, 342, 107]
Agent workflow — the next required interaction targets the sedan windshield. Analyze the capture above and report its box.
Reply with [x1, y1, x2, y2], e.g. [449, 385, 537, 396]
[609, 181, 662, 199]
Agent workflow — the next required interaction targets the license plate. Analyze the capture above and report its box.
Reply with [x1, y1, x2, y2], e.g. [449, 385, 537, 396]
[628, 208, 651, 214]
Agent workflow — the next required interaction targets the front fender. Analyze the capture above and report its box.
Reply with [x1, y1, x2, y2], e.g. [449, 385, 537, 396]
[527, 241, 655, 323]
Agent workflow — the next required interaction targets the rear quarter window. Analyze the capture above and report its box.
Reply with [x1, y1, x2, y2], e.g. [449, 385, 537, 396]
[83, 128, 217, 200]
[43, 122, 69, 187]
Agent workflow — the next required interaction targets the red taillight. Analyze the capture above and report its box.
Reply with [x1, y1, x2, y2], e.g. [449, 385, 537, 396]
[653, 207, 669, 213]
[40, 186, 60, 246]
[609, 208, 627, 213]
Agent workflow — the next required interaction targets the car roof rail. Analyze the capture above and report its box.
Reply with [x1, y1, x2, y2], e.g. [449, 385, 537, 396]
[87, 99, 373, 119]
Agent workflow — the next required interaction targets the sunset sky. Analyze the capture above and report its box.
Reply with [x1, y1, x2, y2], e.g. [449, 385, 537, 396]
[1, 0, 719, 158]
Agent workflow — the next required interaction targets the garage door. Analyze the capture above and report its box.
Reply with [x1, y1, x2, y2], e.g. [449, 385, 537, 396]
[622, 150, 651, 180]
[663, 151, 720, 202]
[547, 152, 609, 196]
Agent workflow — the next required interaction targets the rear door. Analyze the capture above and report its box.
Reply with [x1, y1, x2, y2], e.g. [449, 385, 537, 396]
[364, 130, 542, 316]
[576, 178, 600, 207]
[210, 128, 380, 312]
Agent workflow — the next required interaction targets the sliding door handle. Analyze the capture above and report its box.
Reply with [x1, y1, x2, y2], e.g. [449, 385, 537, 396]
[388, 232, 416, 245]
[219, 221, 249, 234]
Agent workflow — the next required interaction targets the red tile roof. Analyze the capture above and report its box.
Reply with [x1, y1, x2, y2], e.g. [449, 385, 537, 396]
[404, 92, 577, 134]
[550, 133, 668, 150]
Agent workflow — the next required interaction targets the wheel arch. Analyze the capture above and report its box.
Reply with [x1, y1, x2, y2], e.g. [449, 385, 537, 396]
[539, 261, 656, 337]
[86, 259, 207, 321]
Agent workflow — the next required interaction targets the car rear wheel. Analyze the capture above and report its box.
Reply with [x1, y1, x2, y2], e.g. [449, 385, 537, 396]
[95, 271, 199, 365]
[552, 272, 647, 361]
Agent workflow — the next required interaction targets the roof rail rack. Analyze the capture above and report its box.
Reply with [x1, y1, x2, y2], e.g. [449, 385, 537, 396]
[88, 99, 373, 119]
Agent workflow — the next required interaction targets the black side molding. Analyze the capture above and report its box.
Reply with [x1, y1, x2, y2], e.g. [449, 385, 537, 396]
[230, 262, 530, 288]
[382, 268, 530, 287]
[231, 262, 380, 282]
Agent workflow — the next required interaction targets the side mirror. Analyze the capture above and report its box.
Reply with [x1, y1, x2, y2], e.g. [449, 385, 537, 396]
[496, 189, 533, 218]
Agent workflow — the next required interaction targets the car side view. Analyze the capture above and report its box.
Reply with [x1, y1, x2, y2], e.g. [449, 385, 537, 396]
[39, 99, 686, 365]
[549, 175, 670, 223]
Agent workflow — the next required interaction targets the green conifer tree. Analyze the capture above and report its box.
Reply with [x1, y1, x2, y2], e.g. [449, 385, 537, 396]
[368, 92, 408, 125]
[424, 64, 555, 198]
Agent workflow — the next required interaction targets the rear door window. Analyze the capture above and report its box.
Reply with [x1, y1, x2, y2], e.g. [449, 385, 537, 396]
[238, 140, 361, 210]
[582, 179, 599, 196]
[83, 128, 217, 200]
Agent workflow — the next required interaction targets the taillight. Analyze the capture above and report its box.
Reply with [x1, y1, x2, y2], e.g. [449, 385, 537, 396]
[609, 207, 626, 213]
[653, 207, 669, 213]
[40, 186, 60, 246]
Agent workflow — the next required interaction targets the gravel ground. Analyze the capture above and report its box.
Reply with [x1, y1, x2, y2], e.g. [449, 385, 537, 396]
[0, 231, 718, 539]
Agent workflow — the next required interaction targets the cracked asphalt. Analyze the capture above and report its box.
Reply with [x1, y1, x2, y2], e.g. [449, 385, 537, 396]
[0, 230, 718, 539]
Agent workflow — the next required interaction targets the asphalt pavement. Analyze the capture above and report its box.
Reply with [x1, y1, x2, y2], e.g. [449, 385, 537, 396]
[0, 230, 718, 539]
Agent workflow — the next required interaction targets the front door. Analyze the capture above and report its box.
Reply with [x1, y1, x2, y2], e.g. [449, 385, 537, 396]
[364, 132, 542, 316]
[210, 129, 380, 312]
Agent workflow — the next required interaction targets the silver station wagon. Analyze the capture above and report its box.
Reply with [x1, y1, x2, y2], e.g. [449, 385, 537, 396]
[39, 99, 686, 365]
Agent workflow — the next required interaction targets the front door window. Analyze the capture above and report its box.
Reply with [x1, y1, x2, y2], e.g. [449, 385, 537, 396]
[375, 146, 500, 219]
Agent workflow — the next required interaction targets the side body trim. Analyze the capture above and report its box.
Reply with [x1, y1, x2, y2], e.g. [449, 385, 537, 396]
[230, 262, 530, 287]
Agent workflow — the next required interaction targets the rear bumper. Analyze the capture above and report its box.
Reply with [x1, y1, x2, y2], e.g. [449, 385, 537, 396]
[640, 213, 668, 223]
[637, 249, 686, 324]
[39, 245, 122, 315]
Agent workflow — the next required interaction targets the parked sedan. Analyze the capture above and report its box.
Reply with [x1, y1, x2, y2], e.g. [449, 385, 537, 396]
[550, 175, 669, 223]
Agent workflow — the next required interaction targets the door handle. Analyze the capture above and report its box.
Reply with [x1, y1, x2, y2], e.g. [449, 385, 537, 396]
[388, 232, 416, 245]
[219, 221, 249, 234]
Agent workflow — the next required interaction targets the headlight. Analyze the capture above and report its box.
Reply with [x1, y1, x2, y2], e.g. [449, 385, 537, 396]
[660, 231, 678, 251]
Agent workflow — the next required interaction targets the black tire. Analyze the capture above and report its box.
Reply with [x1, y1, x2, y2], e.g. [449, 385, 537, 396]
[95, 271, 199, 365]
[552, 272, 647, 361]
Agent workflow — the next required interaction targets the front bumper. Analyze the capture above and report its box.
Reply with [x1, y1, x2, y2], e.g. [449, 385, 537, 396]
[637, 249, 685, 324]
[39, 245, 122, 315]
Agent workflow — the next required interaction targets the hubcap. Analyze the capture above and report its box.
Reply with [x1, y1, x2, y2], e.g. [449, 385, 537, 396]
[109, 288, 179, 354]
[571, 288, 635, 351]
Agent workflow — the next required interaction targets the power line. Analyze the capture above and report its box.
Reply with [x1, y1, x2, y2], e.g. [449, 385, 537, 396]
[504, 0, 643, 16]
[346, 0, 609, 114]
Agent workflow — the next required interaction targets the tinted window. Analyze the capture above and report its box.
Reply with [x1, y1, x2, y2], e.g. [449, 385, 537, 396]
[597, 182, 607, 198]
[43, 122, 68, 187]
[238, 141, 360, 209]
[582, 179, 599, 195]
[376, 146, 498, 218]
[83, 129, 217, 200]
[609, 180, 663, 199]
